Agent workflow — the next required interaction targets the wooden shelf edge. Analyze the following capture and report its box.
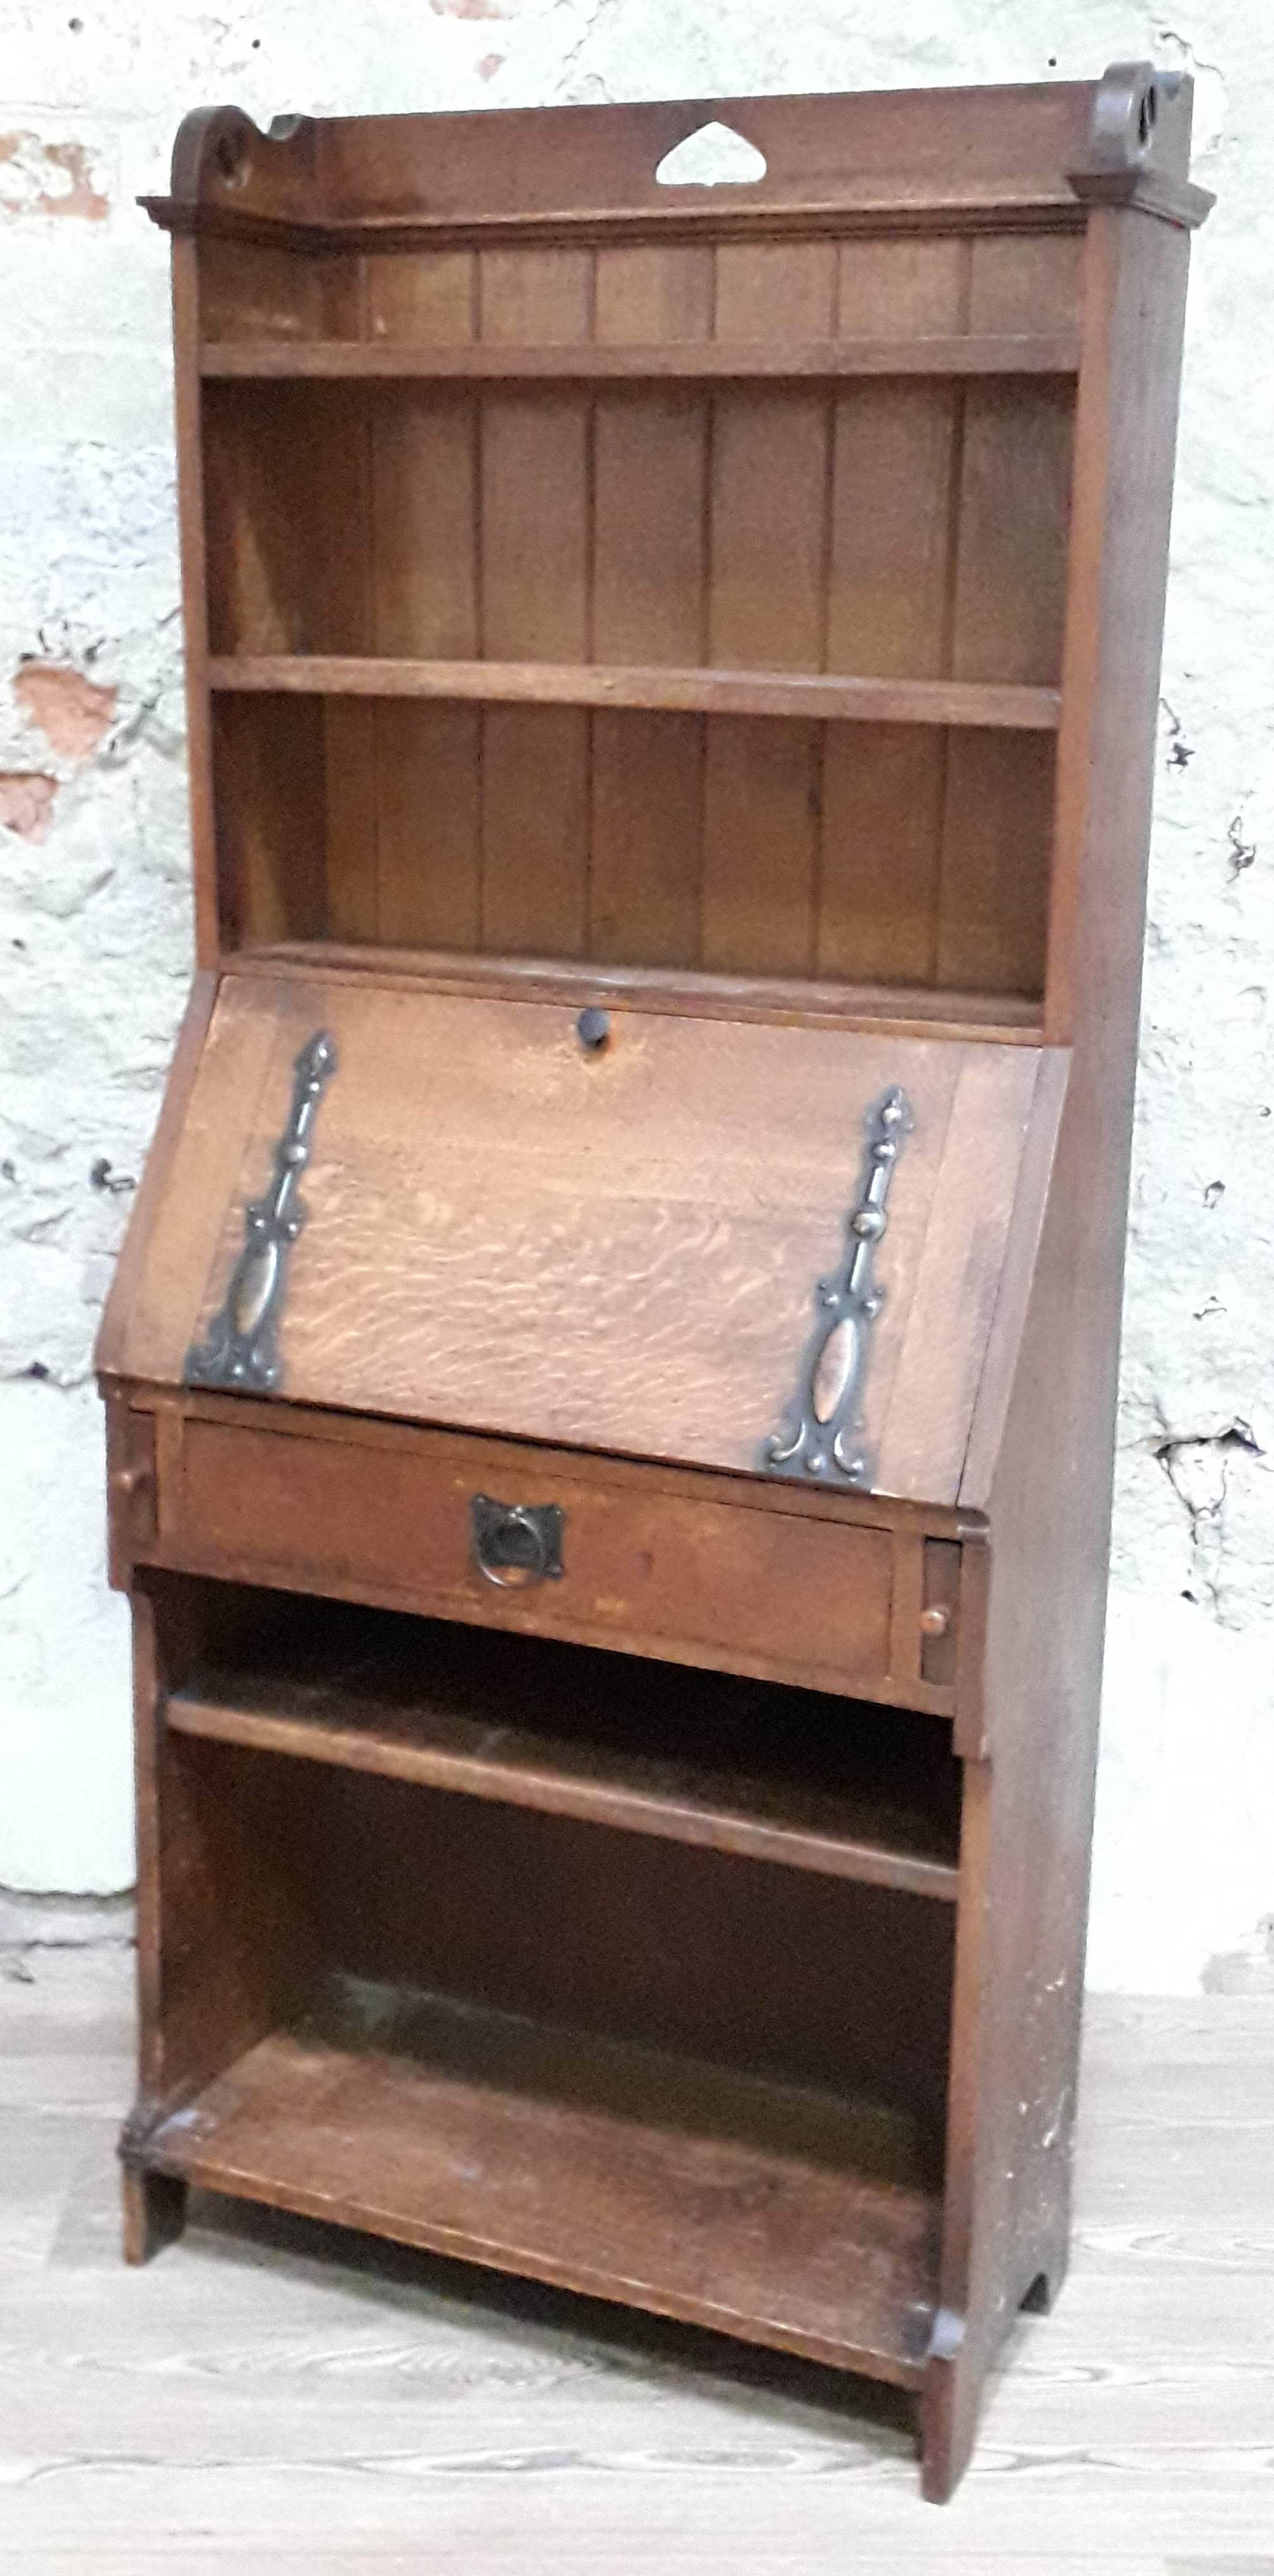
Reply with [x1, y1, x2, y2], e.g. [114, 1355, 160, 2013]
[167, 1684, 961, 1903]
[126, 1378, 975, 1542]
[200, 332, 1079, 380]
[145, 189, 1090, 253]
[228, 940, 1044, 1046]
[134, 1535, 959, 1718]
[138, 1997, 939, 2388]
[207, 655, 1062, 730]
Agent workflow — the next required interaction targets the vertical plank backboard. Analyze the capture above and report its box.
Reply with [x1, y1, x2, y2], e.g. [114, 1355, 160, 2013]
[818, 727, 947, 985]
[713, 242, 836, 339]
[478, 249, 593, 344]
[324, 699, 379, 942]
[479, 394, 589, 659]
[591, 711, 703, 966]
[476, 252, 592, 954]
[311, 384, 375, 655]
[708, 387, 828, 671]
[967, 235, 1082, 332]
[367, 250, 475, 342]
[826, 385, 959, 678]
[372, 392, 477, 657]
[204, 385, 309, 654]
[836, 238, 968, 336]
[701, 718, 819, 974]
[594, 245, 713, 342]
[593, 392, 706, 664]
[214, 695, 328, 945]
[201, 240, 360, 339]
[951, 382, 1075, 685]
[200, 240, 323, 340]
[377, 704, 482, 950]
[309, 385, 377, 931]
[481, 708, 590, 958]
[937, 732, 1055, 997]
[820, 327, 958, 992]
[702, 295, 830, 979]
[590, 246, 711, 967]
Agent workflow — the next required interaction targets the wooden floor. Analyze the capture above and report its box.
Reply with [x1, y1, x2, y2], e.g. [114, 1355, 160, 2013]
[3, 1945, 1271, 2572]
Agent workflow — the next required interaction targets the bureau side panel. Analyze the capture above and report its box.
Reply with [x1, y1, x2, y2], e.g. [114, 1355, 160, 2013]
[923, 203, 1194, 2499]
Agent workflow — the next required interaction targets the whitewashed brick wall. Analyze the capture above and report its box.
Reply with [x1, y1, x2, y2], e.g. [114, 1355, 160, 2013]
[1, 0, 1270, 1990]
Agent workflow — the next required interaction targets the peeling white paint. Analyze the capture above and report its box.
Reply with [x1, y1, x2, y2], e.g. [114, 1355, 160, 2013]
[1, 2, 1271, 1981]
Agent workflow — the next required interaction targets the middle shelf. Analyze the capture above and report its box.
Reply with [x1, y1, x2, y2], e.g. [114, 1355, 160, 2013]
[165, 1589, 963, 1903]
[207, 654, 1060, 730]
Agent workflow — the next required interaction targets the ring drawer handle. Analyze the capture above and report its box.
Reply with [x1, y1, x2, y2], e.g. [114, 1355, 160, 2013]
[471, 1495, 565, 1589]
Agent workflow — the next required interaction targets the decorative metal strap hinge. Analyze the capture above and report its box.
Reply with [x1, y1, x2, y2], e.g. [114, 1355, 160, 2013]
[184, 1030, 337, 1395]
[763, 1084, 911, 1489]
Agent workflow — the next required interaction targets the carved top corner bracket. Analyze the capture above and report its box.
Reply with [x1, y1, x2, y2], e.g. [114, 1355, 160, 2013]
[763, 1084, 911, 1490]
[1069, 59, 1213, 229]
[1088, 59, 1183, 172]
[184, 1030, 337, 1395]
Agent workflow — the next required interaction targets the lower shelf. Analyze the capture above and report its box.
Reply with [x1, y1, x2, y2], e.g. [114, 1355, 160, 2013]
[140, 1977, 941, 2389]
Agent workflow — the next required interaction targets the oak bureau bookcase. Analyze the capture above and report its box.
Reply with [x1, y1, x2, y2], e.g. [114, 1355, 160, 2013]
[97, 67, 1209, 2499]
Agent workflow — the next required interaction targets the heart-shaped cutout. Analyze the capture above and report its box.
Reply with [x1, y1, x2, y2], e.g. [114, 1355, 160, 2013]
[655, 121, 767, 188]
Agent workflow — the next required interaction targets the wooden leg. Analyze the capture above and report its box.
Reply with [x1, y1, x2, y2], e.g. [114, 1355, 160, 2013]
[122, 2165, 188, 2265]
[918, 2312, 984, 2504]
[921, 2211, 1074, 2500]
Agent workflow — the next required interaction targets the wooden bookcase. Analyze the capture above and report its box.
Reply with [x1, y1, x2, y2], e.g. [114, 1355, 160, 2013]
[98, 69, 1208, 2500]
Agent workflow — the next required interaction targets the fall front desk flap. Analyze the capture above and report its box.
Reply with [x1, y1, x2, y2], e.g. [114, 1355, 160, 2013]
[110, 974, 1064, 1510]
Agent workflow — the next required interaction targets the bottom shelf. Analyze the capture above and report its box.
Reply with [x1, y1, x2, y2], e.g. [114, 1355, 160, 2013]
[141, 1977, 941, 2389]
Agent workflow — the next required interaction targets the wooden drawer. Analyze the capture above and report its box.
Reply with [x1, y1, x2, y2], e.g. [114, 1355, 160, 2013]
[128, 1405, 959, 1711]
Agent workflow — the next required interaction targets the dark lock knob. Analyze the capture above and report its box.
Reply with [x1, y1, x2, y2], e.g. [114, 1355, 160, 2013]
[576, 1006, 611, 1053]
[471, 1495, 565, 1588]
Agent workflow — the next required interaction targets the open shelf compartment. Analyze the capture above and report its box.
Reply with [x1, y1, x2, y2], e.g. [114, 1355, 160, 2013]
[199, 323, 1072, 1009]
[143, 1975, 942, 2385]
[166, 1582, 963, 1900]
[211, 688, 1056, 1009]
[137, 1572, 957, 2387]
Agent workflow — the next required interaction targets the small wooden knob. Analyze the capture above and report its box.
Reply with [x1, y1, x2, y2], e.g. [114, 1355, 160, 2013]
[111, 1462, 153, 1499]
[919, 1603, 951, 1640]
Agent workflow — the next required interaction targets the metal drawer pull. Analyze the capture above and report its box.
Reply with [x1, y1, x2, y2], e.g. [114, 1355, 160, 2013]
[471, 1495, 565, 1588]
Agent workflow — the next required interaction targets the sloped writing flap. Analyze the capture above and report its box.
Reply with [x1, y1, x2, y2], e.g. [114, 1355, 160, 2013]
[108, 973, 1058, 1508]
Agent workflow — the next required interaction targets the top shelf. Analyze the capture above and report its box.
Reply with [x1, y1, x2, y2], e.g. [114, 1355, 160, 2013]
[199, 333, 1080, 382]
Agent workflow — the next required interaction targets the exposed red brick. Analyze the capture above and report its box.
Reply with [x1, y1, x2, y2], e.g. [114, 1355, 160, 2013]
[0, 773, 58, 842]
[13, 664, 116, 759]
[0, 133, 108, 221]
[429, 0, 519, 19]
[478, 52, 506, 79]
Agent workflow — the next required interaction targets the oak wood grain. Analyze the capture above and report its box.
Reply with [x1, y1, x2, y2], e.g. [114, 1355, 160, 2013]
[108, 974, 1047, 1505]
